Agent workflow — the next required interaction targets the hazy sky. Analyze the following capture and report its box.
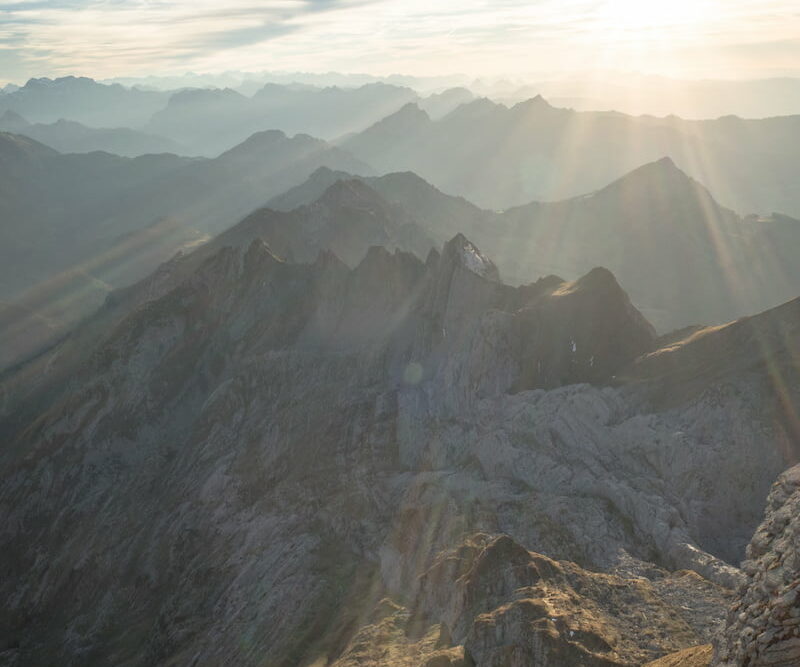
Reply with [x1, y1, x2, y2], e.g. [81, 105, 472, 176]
[1, 0, 799, 85]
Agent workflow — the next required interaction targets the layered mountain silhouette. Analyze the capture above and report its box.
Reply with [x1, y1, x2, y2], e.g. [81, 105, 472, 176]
[145, 82, 420, 156]
[2, 217, 799, 664]
[268, 159, 800, 331]
[0, 76, 171, 127]
[146, 82, 477, 156]
[0, 111, 185, 156]
[6, 144, 800, 373]
[342, 96, 800, 217]
[0, 77, 473, 158]
[0, 130, 371, 368]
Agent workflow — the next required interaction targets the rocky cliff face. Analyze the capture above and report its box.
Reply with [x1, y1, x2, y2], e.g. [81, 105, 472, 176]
[713, 464, 800, 666]
[1, 231, 798, 665]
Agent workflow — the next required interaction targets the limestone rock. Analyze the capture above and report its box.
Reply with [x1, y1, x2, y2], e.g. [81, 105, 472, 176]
[713, 464, 800, 666]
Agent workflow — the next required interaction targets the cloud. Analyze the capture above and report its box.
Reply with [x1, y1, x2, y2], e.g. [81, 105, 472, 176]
[0, 0, 799, 83]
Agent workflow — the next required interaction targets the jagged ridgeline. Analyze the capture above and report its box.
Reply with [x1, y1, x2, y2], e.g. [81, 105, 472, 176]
[3, 171, 800, 667]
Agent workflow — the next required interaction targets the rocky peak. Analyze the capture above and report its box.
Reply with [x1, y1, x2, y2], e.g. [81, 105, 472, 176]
[510, 266, 657, 391]
[439, 233, 500, 281]
[243, 238, 284, 275]
[407, 533, 722, 666]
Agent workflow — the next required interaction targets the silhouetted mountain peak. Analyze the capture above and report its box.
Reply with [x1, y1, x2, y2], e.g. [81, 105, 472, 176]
[385, 102, 430, 124]
[573, 266, 621, 292]
[512, 94, 555, 113]
[443, 96, 504, 122]
[23, 75, 98, 90]
[167, 87, 246, 107]
[0, 110, 29, 130]
[216, 129, 324, 161]
[596, 155, 703, 200]
[0, 131, 58, 161]
[316, 178, 388, 211]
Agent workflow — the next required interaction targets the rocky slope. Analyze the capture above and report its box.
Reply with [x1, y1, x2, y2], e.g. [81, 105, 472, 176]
[712, 464, 800, 666]
[2, 232, 799, 665]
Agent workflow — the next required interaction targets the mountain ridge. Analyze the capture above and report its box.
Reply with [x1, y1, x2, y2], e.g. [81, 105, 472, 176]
[266, 158, 800, 332]
[3, 221, 799, 663]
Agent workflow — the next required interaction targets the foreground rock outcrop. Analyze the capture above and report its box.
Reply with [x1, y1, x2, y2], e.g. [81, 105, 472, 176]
[418, 534, 726, 666]
[713, 465, 800, 666]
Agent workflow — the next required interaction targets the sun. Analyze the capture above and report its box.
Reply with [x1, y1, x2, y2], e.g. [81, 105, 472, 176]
[596, 0, 716, 31]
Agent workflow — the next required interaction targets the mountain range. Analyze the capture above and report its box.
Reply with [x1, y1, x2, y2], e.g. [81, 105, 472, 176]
[2, 218, 799, 664]
[0, 111, 186, 157]
[5, 131, 800, 374]
[0, 129, 371, 369]
[0, 76, 171, 127]
[0, 76, 475, 158]
[266, 159, 800, 332]
[3, 75, 800, 220]
[145, 82, 473, 157]
[342, 97, 800, 218]
[5, 61, 800, 667]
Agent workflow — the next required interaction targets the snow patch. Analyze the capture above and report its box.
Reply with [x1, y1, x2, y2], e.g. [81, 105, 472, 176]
[460, 241, 493, 277]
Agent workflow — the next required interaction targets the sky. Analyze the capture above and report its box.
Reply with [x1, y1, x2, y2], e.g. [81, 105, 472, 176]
[1, 0, 799, 86]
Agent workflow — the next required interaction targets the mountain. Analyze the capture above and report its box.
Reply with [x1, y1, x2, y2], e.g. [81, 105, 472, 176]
[0, 110, 28, 132]
[418, 86, 475, 118]
[268, 160, 800, 332]
[0, 131, 193, 301]
[0, 113, 185, 156]
[0, 76, 171, 127]
[3, 222, 800, 664]
[210, 179, 435, 266]
[146, 82, 419, 156]
[342, 97, 800, 217]
[493, 157, 798, 328]
[104, 178, 437, 318]
[0, 129, 372, 369]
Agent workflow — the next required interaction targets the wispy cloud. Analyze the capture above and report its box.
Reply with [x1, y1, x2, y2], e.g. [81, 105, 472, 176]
[1, 0, 799, 83]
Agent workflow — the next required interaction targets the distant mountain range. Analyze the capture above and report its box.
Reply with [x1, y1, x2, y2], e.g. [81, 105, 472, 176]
[0, 76, 171, 127]
[0, 110, 186, 157]
[145, 82, 473, 156]
[342, 96, 800, 217]
[0, 76, 474, 157]
[3, 76, 800, 220]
